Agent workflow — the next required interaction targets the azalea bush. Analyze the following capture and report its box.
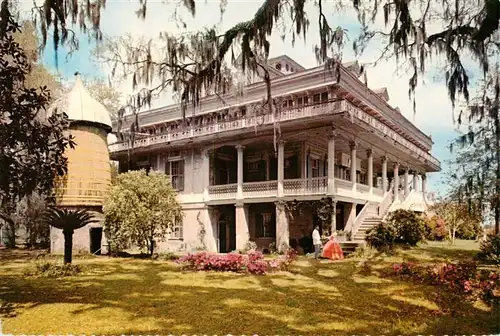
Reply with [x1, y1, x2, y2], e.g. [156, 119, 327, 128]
[391, 261, 500, 306]
[177, 248, 298, 275]
[423, 215, 447, 241]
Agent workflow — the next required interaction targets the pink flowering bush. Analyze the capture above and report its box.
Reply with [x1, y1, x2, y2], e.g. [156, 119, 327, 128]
[391, 260, 500, 305]
[177, 248, 298, 275]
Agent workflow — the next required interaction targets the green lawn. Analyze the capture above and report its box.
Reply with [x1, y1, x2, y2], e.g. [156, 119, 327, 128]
[0, 240, 498, 335]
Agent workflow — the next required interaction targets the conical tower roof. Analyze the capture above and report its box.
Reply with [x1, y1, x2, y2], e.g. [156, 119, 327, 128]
[49, 73, 112, 132]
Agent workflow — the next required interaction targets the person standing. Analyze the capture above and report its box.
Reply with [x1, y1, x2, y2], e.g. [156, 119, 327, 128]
[312, 225, 322, 259]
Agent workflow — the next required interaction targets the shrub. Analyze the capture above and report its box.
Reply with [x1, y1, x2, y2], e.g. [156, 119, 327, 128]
[177, 249, 298, 275]
[391, 260, 500, 306]
[388, 210, 426, 246]
[478, 233, 500, 263]
[366, 222, 397, 252]
[477, 234, 500, 265]
[423, 215, 447, 241]
[24, 261, 83, 278]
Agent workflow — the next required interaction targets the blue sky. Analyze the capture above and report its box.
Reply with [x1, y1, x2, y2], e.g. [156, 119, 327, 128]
[37, 0, 472, 195]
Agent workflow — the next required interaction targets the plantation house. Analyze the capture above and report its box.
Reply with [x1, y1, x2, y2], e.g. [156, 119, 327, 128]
[108, 55, 440, 254]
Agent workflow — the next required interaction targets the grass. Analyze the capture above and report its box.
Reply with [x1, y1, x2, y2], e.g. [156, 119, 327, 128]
[0, 240, 498, 335]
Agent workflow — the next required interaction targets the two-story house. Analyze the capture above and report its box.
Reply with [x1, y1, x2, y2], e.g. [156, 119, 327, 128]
[108, 55, 440, 254]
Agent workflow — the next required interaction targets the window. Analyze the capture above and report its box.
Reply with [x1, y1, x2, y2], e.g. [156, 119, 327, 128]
[256, 213, 275, 238]
[311, 159, 320, 178]
[275, 63, 282, 71]
[165, 160, 184, 191]
[285, 64, 289, 71]
[288, 99, 294, 107]
[168, 216, 183, 239]
[297, 97, 303, 106]
[313, 94, 321, 103]
[304, 96, 309, 105]
[321, 92, 329, 102]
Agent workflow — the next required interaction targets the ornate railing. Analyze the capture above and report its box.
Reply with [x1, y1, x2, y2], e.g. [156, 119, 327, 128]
[242, 181, 278, 198]
[109, 100, 344, 152]
[283, 177, 327, 196]
[207, 183, 237, 200]
[109, 99, 441, 170]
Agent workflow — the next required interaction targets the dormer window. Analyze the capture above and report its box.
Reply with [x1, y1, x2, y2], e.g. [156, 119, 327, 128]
[275, 63, 282, 71]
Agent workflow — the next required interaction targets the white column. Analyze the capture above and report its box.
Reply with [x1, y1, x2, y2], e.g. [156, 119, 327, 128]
[404, 167, 410, 197]
[275, 201, 289, 252]
[350, 141, 357, 193]
[235, 204, 249, 250]
[422, 174, 427, 194]
[202, 149, 210, 201]
[236, 144, 244, 200]
[367, 149, 373, 194]
[393, 162, 400, 201]
[381, 156, 388, 192]
[413, 172, 418, 191]
[330, 201, 337, 234]
[327, 129, 336, 195]
[277, 140, 285, 197]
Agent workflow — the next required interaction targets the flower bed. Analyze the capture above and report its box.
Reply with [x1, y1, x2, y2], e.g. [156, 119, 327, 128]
[177, 249, 298, 275]
[391, 261, 500, 306]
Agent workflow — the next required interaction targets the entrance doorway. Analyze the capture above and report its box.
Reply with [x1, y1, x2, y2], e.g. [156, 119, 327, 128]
[218, 212, 236, 253]
[89, 227, 103, 255]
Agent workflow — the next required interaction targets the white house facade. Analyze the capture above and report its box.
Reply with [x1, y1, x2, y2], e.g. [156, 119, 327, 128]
[109, 56, 440, 254]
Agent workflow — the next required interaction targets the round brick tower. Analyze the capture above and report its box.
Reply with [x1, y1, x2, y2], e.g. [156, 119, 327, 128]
[49, 73, 112, 255]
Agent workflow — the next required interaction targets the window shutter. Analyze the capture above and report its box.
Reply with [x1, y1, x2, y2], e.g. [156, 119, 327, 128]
[165, 161, 171, 176]
[178, 160, 185, 191]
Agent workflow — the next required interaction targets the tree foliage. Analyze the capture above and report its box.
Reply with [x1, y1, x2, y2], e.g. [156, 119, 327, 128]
[13, 20, 61, 95]
[431, 200, 482, 244]
[23, 0, 500, 116]
[13, 192, 49, 248]
[446, 70, 500, 234]
[103, 170, 182, 256]
[0, 2, 74, 242]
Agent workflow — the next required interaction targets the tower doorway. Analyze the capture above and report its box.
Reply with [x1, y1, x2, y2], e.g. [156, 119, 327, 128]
[90, 227, 103, 255]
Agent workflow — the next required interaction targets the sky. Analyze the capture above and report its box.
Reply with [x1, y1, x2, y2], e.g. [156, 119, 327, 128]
[30, 0, 481, 195]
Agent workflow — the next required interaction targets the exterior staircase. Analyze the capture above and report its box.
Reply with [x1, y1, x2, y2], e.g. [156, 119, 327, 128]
[352, 216, 383, 241]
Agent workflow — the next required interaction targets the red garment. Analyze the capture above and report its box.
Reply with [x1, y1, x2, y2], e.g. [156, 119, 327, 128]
[322, 237, 344, 260]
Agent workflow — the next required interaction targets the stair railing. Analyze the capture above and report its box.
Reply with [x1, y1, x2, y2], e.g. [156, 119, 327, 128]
[379, 186, 394, 219]
[349, 201, 376, 239]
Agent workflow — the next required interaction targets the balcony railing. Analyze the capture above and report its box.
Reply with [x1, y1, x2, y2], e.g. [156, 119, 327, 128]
[110, 100, 344, 152]
[109, 99, 440, 170]
[206, 177, 385, 202]
[242, 181, 278, 198]
[207, 183, 237, 200]
[283, 177, 327, 195]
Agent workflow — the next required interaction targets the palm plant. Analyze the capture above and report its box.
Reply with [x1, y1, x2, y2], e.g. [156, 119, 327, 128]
[44, 208, 97, 263]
